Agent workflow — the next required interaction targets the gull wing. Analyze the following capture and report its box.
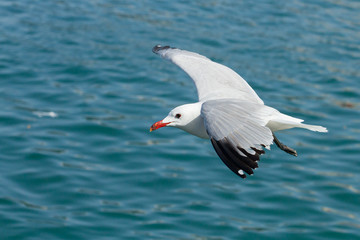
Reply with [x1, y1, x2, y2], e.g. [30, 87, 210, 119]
[153, 45, 264, 104]
[201, 99, 275, 178]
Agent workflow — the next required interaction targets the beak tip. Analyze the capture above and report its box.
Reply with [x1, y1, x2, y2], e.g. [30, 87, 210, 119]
[149, 124, 155, 132]
[149, 120, 169, 133]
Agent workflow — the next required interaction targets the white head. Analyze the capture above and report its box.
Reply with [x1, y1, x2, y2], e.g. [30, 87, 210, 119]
[150, 102, 208, 138]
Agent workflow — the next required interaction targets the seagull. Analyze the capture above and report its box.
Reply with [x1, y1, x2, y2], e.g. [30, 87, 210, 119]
[150, 45, 327, 178]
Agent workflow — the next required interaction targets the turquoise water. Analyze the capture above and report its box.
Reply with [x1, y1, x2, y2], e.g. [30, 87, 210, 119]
[1, 0, 359, 239]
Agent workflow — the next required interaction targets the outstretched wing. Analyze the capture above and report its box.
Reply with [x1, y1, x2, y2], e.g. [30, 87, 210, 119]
[152, 45, 263, 104]
[201, 99, 275, 178]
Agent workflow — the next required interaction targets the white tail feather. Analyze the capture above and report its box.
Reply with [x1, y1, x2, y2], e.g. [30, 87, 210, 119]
[267, 120, 328, 132]
[297, 123, 328, 132]
[267, 110, 328, 133]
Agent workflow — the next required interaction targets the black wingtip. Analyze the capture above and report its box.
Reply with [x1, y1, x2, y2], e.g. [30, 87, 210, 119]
[210, 137, 268, 179]
[152, 45, 174, 54]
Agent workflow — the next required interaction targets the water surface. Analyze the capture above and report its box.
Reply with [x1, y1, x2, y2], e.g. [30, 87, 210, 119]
[1, 0, 360, 239]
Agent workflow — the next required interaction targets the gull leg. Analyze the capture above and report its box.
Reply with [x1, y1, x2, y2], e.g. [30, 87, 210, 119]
[273, 134, 297, 157]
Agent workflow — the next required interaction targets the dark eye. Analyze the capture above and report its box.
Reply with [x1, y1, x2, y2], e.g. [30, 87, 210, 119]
[175, 113, 181, 119]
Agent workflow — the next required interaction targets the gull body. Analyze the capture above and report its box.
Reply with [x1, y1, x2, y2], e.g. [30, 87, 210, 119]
[150, 45, 327, 178]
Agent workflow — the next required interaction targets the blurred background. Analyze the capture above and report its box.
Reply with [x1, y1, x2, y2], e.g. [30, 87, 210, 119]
[0, 0, 359, 239]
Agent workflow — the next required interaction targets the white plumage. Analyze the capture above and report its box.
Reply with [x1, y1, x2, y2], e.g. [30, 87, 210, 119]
[154, 46, 263, 103]
[150, 45, 327, 178]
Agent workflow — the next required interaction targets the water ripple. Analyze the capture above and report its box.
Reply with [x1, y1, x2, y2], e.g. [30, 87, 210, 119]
[1, 0, 360, 239]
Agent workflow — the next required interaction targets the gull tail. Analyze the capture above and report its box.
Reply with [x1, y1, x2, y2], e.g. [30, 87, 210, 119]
[297, 123, 327, 132]
[267, 112, 328, 133]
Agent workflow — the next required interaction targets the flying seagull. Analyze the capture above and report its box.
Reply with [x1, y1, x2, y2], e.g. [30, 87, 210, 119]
[150, 45, 327, 178]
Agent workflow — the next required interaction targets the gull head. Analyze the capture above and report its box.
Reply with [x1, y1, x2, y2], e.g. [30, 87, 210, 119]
[150, 102, 208, 138]
[150, 104, 198, 131]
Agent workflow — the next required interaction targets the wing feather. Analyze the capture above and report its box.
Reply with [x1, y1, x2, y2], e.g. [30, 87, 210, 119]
[153, 45, 263, 103]
[201, 99, 275, 178]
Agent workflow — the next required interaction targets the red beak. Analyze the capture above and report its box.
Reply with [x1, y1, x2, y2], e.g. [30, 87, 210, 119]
[150, 120, 171, 132]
